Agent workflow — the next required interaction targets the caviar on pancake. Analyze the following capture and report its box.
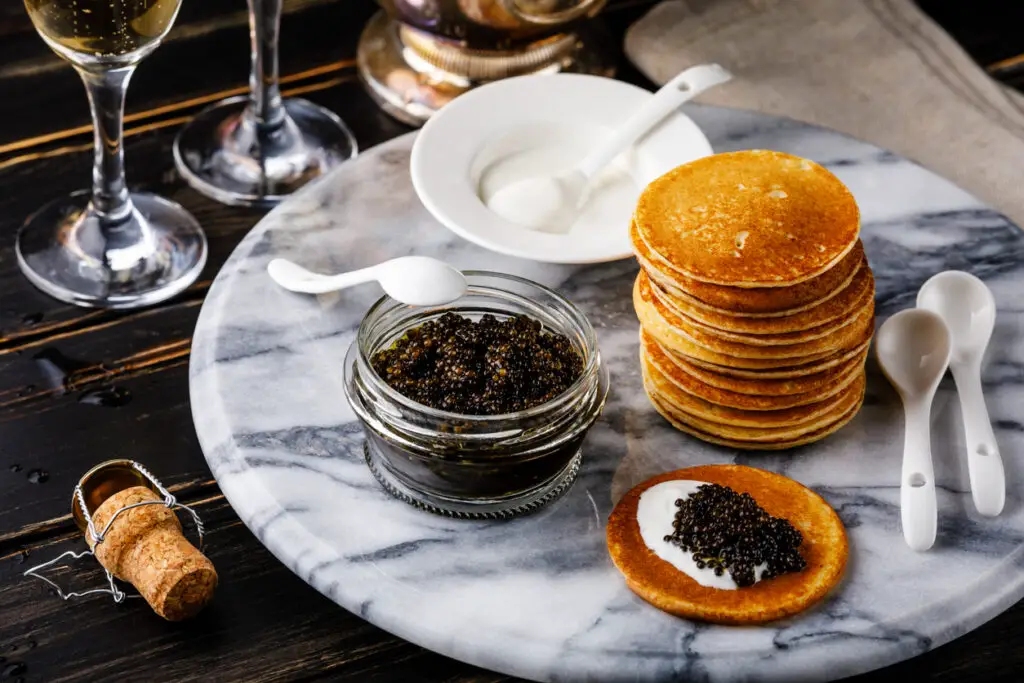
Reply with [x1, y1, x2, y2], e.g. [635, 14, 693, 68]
[606, 464, 849, 624]
[665, 483, 806, 587]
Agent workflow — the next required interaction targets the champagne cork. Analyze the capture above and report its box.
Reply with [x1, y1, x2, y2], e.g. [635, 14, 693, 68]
[86, 485, 218, 621]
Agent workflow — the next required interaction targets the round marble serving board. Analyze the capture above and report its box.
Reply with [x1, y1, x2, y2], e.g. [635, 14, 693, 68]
[190, 105, 1024, 683]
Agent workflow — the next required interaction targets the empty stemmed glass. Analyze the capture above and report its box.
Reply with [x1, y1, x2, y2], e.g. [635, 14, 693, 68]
[172, 0, 357, 207]
[19, 0, 207, 310]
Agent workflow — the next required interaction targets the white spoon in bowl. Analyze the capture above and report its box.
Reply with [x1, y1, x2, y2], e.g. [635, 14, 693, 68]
[485, 63, 733, 233]
[267, 256, 467, 306]
[917, 271, 1004, 517]
[876, 309, 952, 551]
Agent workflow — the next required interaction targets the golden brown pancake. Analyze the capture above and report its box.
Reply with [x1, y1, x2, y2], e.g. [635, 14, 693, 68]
[648, 384, 863, 442]
[646, 377, 864, 443]
[648, 388, 864, 450]
[644, 328, 867, 396]
[685, 337, 873, 380]
[606, 465, 849, 624]
[652, 260, 875, 337]
[639, 305, 834, 370]
[635, 273, 875, 361]
[662, 299, 872, 360]
[637, 349, 865, 428]
[642, 338, 863, 411]
[633, 222, 866, 316]
[647, 269, 874, 345]
[633, 150, 860, 287]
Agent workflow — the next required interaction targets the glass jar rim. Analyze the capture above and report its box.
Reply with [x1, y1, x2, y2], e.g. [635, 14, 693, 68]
[354, 270, 602, 423]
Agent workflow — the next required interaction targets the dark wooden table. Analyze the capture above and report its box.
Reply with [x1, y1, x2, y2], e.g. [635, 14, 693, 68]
[1, 1, 1022, 681]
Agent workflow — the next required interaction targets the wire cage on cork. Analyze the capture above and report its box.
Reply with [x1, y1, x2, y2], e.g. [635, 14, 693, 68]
[24, 459, 218, 621]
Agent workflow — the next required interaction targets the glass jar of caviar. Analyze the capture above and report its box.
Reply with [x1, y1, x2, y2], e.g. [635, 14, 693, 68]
[343, 271, 609, 518]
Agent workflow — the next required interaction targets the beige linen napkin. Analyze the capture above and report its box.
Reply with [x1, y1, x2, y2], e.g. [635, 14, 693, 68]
[624, 0, 1024, 225]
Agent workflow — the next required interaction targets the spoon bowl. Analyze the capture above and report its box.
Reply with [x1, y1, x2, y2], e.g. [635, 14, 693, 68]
[375, 256, 469, 306]
[485, 172, 586, 232]
[876, 309, 952, 398]
[917, 271, 996, 362]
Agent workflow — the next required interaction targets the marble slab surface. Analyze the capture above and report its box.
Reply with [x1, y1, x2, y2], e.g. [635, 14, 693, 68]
[190, 105, 1024, 682]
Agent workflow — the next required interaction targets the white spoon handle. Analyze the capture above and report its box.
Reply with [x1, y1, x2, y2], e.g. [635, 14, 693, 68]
[901, 403, 938, 551]
[267, 259, 380, 295]
[951, 364, 1005, 516]
[576, 64, 733, 180]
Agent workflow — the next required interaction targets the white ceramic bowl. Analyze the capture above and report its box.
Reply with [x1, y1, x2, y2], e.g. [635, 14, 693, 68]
[410, 74, 715, 264]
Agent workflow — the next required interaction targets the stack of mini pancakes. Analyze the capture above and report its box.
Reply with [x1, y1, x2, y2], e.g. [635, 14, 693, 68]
[631, 150, 875, 450]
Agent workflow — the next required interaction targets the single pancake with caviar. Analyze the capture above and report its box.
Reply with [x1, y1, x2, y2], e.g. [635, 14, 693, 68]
[607, 464, 848, 624]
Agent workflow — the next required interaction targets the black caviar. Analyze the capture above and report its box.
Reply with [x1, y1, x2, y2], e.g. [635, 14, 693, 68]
[370, 312, 584, 415]
[663, 483, 806, 587]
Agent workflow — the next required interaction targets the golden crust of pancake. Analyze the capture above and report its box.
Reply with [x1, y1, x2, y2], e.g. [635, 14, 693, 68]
[642, 349, 865, 436]
[685, 338, 872, 380]
[635, 277, 831, 369]
[646, 377, 864, 444]
[647, 380, 863, 442]
[640, 312, 829, 369]
[648, 269, 874, 345]
[637, 346, 863, 428]
[633, 224, 866, 316]
[635, 273, 875, 361]
[642, 332, 863, 410]
[606, 465, 849, 624]
[653, 259, 874, 337]
[644, 328, 867, 396]
[648, 388, 863, 450]
[633, 150, 860, 287]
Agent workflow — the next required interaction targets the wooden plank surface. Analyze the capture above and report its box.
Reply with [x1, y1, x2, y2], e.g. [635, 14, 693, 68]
[1, 0, 1022, 680]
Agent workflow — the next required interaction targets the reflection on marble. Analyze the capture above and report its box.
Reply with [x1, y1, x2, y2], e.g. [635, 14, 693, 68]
[190, 105, 1024, 682]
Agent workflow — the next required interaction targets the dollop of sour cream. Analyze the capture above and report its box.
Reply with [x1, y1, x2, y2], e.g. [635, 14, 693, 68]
[637, 480, 767, 590]
[478, 143, 637, 235]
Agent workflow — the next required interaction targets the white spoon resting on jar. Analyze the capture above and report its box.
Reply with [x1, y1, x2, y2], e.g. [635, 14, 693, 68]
[267, 256, 467, 306]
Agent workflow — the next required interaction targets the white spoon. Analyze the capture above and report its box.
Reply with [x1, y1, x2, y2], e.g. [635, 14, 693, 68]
[876, 309, 952, 551]
[917, 271, 1004, 517]
[485, 63, 733, 233]
[267, 256, 467, 306]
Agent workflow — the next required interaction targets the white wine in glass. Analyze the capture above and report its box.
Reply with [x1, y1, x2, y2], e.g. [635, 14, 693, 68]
[25, 0, 179, 60]
[17, 0, 207, 309]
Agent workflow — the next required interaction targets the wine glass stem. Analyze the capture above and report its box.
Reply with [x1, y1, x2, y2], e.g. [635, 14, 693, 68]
[248, 0, 286, 132]
[78, 66, 136, 225]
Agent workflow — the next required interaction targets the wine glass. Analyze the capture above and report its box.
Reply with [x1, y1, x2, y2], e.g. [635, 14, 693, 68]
[19, 0, 207, 310]
[172, 0, 357, 207]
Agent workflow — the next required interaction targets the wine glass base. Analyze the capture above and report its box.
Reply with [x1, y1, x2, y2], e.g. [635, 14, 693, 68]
[16, 190, 208, 310]
[173, 96, 358, 208]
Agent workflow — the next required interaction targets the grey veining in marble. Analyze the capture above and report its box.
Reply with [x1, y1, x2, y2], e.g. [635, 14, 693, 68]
[190, 105, 1024, 683]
